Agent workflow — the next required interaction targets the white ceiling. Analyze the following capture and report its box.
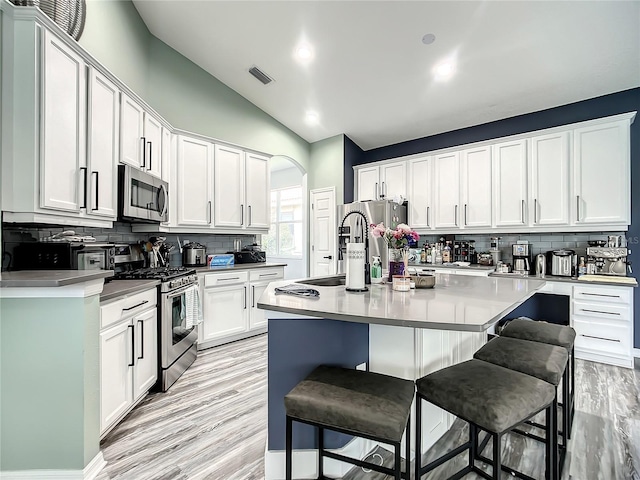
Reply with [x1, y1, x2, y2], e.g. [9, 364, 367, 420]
[132, 1, 640, 151]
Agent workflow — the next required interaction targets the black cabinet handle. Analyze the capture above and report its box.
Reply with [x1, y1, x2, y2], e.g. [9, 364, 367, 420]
[137, 319, 144, 359]
[244, 286, 247, 309]
[80, 167, 88, 209]
[140, 137, 146, 168]
[241, 204, 244, 225]
[464, 204, 468, 226]
[580, 334, 620, 343]
[248, 205, 252, 226]
[323, 255, 333, 259]
[147, 141, 152, 171]
[91, 171, 99, 210]
[252, 285, 255, 308]
[208, 201, 212, 224]
[122, 300, 149, 311]
[128, 325, 135, 366]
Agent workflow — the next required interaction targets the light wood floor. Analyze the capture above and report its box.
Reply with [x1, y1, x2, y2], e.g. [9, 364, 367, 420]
[97, 333, 639, 479]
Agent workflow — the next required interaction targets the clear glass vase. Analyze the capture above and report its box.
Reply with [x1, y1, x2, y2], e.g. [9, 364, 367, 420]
[388, 248, 405, 281]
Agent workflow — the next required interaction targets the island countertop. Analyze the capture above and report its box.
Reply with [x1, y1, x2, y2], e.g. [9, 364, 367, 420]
[0, 269, 114, 288]
[257, 273, 546, 332]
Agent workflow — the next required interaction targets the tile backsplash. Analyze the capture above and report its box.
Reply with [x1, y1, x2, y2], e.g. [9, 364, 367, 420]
[1, 223, 257, 269]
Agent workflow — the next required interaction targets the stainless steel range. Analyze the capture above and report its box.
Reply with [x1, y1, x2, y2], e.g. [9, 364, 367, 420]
[115, 266, 199, 391]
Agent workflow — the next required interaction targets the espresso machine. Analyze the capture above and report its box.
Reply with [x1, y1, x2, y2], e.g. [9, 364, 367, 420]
[512, 242, 531, 275]
[586, 246, 632, 276]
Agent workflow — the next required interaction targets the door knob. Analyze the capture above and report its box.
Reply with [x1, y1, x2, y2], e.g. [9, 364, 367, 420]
[323, 255, 333, 259]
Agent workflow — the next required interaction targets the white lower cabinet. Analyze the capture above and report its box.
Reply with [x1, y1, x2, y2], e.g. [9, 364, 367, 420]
[100, 288, 158, 436]
[199, 267, 284, 349]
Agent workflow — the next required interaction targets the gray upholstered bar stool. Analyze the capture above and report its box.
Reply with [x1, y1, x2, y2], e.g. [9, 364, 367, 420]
[500, 318, 577, 439]
[474, 336, 569, 475]
[415, 359, 557, 480]
[284, 365, 414, 480]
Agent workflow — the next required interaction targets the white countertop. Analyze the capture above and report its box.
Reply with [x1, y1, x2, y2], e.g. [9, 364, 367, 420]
[257, 273, 546, 332]
[0, 269, 114, 288]
[489, 272, 638, 287]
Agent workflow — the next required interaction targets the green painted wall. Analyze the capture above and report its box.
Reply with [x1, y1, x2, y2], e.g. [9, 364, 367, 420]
[0, 295, 101, 470]
[78, 0, 310, 171]
[309, 134, 345, 203]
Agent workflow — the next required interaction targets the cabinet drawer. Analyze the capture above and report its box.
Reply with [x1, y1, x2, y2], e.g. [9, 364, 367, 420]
[203, 271, 249, 287]
[249, 268, 284, 282]
[101, 288, 157, 329]
[572, 300, 631, 321]
[573, 317, 631, 358]
[573, 285, 632, 305]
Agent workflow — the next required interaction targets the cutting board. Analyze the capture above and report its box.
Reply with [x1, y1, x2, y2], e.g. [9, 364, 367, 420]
[577, 275, 637, 285]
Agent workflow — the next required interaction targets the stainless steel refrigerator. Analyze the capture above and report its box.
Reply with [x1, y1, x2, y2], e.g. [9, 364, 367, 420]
[336, 200, 408, 275]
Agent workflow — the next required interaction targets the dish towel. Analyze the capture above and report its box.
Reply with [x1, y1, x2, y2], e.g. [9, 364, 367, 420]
[184, 285, 203, 329]
[274, 285, 320, 298]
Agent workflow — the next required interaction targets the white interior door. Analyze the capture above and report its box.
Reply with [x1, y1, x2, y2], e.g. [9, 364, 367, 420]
[310, 188, 336, 277]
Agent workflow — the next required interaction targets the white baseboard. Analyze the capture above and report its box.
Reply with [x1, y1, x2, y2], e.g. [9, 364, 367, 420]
[633, 348, 640, 358]
[264, 437, 376, 480]
[0, 452, 105, 480]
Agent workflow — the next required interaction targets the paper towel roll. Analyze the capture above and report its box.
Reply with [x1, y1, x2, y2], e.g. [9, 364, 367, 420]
[346, 243, 366, 290]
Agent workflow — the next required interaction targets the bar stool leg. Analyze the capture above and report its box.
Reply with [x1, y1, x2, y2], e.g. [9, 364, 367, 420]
[405, 414, 411, 480]
[569, 348, 575, 438]
[469, 423, 477, 469]
[492, 433, 501, 480]
[415, 395, 422, 480]
[318, 426, 324, 479]
[562, 370, 570, 448]
[286, 415, 293, 480]
[395, 442, 402, 480]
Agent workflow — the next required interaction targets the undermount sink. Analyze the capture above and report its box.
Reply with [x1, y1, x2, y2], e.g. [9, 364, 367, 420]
[296, 275, 346, 287]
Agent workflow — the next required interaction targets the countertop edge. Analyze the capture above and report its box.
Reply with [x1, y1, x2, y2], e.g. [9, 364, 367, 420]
[0, 270, 114, 288]
[489, 272, 638, 287]
[195, 263, 287, 273]
[100, 279, 161, 302]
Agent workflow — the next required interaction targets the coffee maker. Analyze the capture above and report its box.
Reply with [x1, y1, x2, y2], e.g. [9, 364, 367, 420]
[512, 242, 531, 275]
[586, 246, 632, 276]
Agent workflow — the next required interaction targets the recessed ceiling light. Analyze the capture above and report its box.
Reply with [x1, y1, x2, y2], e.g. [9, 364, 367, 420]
[433, 60, 455, 81]
[422, 33, 436, 45]
[305, 111, 319, 125]
[295, 44, 314, 62]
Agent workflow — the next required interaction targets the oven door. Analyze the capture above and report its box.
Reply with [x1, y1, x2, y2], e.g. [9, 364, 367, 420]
[119, 165, 168, 223]
[160, 284, 198, 369]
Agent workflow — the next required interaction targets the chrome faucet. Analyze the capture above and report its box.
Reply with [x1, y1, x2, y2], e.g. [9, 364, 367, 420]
[338, 210, 371, 285]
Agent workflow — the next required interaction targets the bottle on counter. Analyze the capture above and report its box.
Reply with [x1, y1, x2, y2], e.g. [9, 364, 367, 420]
[578, 256, 587, 277]
[434, 244, 443, 264]
[442, 242, 452, 263]
[420, 245, 427, 263]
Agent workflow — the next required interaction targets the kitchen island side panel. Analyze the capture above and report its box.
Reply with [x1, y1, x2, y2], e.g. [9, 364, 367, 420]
[267, 318, 369, 451]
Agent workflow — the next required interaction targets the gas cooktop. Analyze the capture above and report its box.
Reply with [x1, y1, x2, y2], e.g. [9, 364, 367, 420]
[114, 266, 196, 282]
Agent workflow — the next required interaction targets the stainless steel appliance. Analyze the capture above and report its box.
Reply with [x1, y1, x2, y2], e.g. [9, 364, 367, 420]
[114, 265, 199, 391]
[118, 165, 168, 223]
[182, 242, 207, 266]
[233, 250, 267, 264]
[548, 249, 575, 277]
[512, 243, 531, 275]
[336, 200, 407, 275]
[586, 247, 632, 276]
[535, 253, 546, 276]
[13, 241, 116, 271]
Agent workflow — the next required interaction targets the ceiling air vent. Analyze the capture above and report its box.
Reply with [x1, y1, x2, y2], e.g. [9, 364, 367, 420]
[248, 66, 274, 85]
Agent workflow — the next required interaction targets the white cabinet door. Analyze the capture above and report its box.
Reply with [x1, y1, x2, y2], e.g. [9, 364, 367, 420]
[408, 156, 433, 229]
[143, 114, 163, 179]
[100, 321, 133, 434]
[356, 166, 380, 201]
[573, 121, 630, 225]
[460, 146, 492, 228]
[120, 93, 144, 169]
[201, 284, 248, 342]
[40, 30, 85, 212]
[214, 144, 245, 228]
[249, 282, 269, 330]
[530, 132, 570, 226]
[433, 152, 460, 229]
[132, 308, 158, 401]
[493, 140, 528, 227]
[177, 135, 212, 226]
[380, 162, 406, 200]
[245, 152, 270, 229]
[86, 67, 119, 219]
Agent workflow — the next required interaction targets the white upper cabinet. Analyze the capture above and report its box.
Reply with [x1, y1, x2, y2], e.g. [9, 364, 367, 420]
[176, 135, 212, 227]
[120, 92, 163, 179]
[408, 156, 433, 229]
[245, 152, 270, 229]
[433, 152, 460, 229]
[493, 140, 528, 227]
[573, 119, 631, 225]
[529, 132, 570, 226]
[40, 30, 86, 213]
[214, 144, 245, 228]
[86, 67, 119, 219]
[355, 161, 406, 202]
[460, 146, 492, 228]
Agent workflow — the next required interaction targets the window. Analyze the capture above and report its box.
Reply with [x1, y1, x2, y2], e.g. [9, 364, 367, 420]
[262, 186, 303, 257]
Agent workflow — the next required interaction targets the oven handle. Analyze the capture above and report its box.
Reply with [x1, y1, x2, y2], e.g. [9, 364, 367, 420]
[128, 325, 135, 367]
[164, 282, 199, 299]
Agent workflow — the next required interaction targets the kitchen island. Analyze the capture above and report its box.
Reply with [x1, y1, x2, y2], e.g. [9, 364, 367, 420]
[257, 273, 546, 479]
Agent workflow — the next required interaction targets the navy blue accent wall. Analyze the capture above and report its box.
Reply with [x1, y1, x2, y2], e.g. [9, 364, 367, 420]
[344, 135, 364, 204]
[502, 293, 571, 326]
[348, 88, 640, 348]
[267, 318, 369, 451]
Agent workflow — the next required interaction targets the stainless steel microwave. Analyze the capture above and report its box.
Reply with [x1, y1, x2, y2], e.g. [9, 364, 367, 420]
[118, 165, 168, 223]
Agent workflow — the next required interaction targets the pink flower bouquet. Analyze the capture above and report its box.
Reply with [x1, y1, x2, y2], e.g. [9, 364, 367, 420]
[369, 222, 420, 249]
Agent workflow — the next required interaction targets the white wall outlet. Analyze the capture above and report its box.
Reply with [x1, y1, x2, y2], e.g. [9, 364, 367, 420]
[356, 362, 367, 371]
